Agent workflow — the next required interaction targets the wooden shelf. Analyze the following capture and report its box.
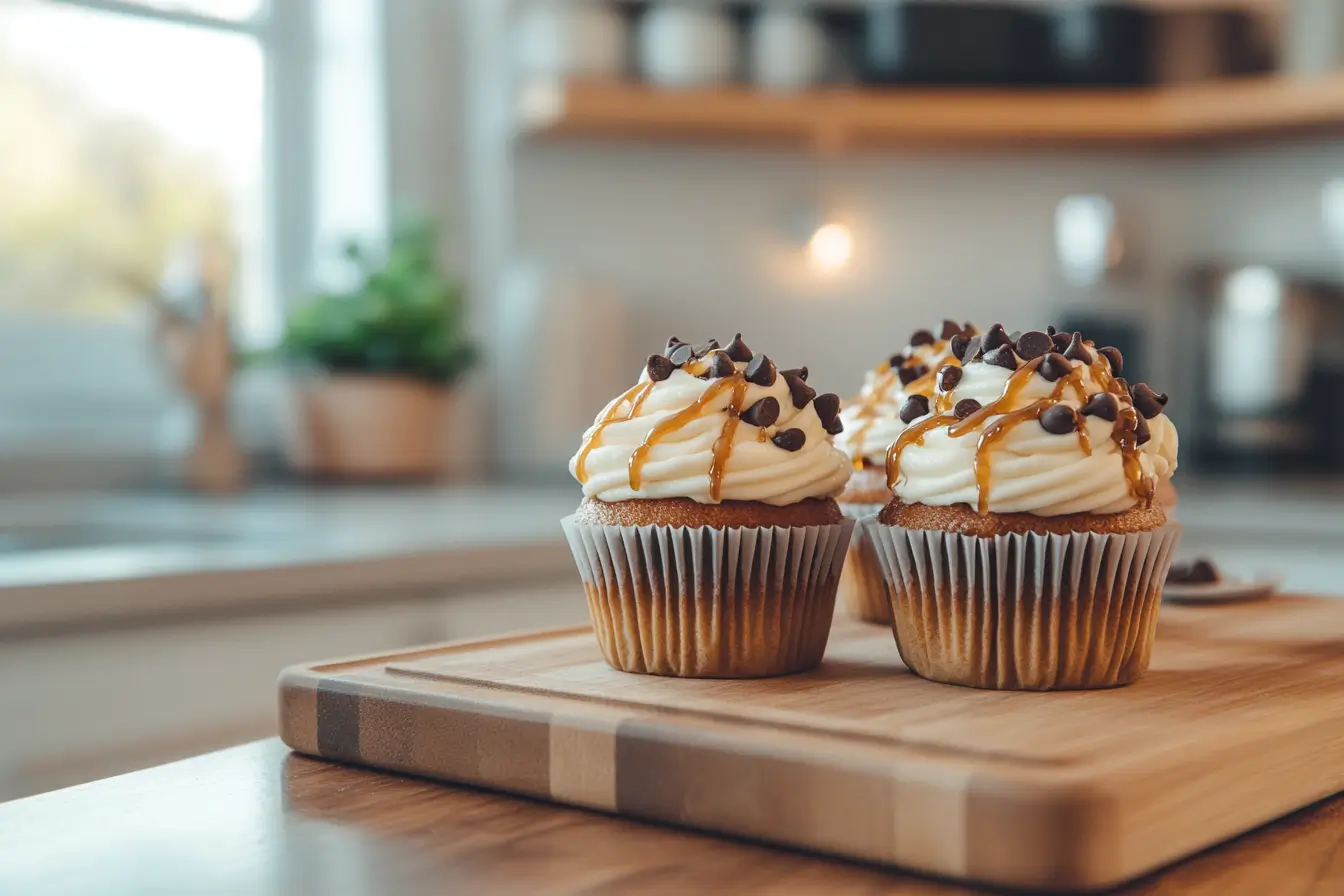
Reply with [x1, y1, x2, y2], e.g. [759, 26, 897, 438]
[520, 75, 1344, 150]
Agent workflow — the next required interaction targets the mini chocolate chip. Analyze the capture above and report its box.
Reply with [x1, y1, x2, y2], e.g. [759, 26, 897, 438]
[1037, 352, 1072, 382]
[953, 398, 982, 419]
[1136, 414, 1151, 446]
[888, 353, 906, 369]
[940, 319, 962, 340]
[963, 321, 975, 334]
[1081, 392, 1119, 422]
[1015, 330, 1053, 360]
[899, 394, 930, 424]
[1099, 346, 1123, 375]
[723, 333, 753, 363]
[781, 366, 809, 382]
[783, 369, 816, 408]
[693, 338, 720, 356]
[937, 365, 963, 392]
[825, 417, 843, 436]
[666, 336, 685, 355]
[909, 329, 935, 347]
[1051, 332, 1071, 352]
[982, 345, 1019, 371]
[949, 334, 970, 361]
[1039, 403, 1078, 435]
[898, 363, 928, 385]
[745, 353, 776, 387]
[1132, 383, 1167, 419]
[982, 323, 1011, 352]
[959, 335, 983, 364]
[1169, 559, 1219, 585]
[646, 354, 674, 382]
[699, 351, 736, 379]
[772, 428, 806, 452]
[1063, 332, 1093, 364]
[669, 343, 694, 366]
[741, 396, 780, 428]
[812, 392, 841, 430]
[1046, 325, 1057, 336]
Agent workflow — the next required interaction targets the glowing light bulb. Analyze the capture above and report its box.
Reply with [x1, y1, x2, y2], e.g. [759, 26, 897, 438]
[807, 222, 853, 272]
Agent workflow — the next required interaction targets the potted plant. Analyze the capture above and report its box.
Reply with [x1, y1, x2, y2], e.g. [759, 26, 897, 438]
[277, 215, 478, 479]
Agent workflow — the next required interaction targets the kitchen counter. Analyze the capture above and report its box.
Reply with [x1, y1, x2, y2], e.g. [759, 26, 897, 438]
[0, 485, 580, 634]
[2, 739, 1341, 895]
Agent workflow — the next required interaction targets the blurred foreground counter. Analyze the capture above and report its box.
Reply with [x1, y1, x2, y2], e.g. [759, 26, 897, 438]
[2, 739, 1343, 895]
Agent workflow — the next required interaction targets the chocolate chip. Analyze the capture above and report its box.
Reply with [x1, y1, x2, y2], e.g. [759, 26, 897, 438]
[1169, 559, 1219, 585]
[887, 353, 906, 369]
[940, 319, 962, 340]
[723, 333, 752, 363]
[982, 345, 1018, 371]
[909, 329, 935, 347]
[899, 394, 930, 424]
[646, 354, 674, 382]
[666, 336, 685, 355]
[937, 365, 963, 392]
[741, 396, 779, 428]
[963, 321, 975, 334]
[953, 398, 982, 419]
[1136, 414, 1151, 446]
[745, 353, 776, 387]
[812, 392, 841, 431]
[898, 363, 928, 386]
[982, 323, 1011, 352]
[949, 334, 970, 361]
[783, 369, 816, 409]
[1132, 383, 1167, 419]
[1046, 325, 1057, 336]
[1081, 392, 1119, 422]
[1015, 330, 1053, 360]
[781, 366, 809, 382]
[699, 351, 736, 379]
[1051, 332, 1072, 352]
[959, 335, 983, 364]
[1037, 353, 1072, 382]
[1039, 404, 1078, 435]
[669, 343, 694, 367]
[693, 339, 720, 356]
[772, 428, 805, 452]
[1063, 332, 1093, 364]
[1099, 346, 1123, 376]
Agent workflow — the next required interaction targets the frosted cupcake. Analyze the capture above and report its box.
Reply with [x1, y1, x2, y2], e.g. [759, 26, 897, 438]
[836, 320, 978, 624]
[564, 334, 854, 678]
[870, 324, 1180, 690]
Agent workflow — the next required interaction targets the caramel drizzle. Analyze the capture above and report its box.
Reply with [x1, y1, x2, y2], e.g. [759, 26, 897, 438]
[1114, 405, 1156, 508]
[886, 413, 957, 489]
[575, 381, 656, 483]
[974, 400, 1052, 515]
[847, 351, 959, 472]
[628, 375, 746, 500]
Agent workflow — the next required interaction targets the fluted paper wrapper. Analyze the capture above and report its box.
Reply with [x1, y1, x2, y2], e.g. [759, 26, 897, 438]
[562, 516, 855, 678]
[869, 519, 1182, 690]
[838, 502, 892, 625]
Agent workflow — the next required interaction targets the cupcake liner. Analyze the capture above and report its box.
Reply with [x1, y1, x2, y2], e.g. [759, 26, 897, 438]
[870, 519, 1182, 690]
[562, 515, 855, 678]
[838, 503, 893, 625]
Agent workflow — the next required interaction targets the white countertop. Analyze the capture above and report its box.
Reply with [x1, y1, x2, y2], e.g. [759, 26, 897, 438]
[0, 485, 581, 634]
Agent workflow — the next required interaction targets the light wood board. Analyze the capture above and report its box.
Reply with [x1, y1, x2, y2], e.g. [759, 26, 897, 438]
[279, 595, 1344, 891]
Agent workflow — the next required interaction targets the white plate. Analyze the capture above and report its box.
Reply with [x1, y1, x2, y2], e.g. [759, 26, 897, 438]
[1163, 576, 1281, 604]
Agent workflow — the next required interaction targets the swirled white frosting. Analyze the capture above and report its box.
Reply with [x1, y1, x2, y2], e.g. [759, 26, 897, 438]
[838, 340, 963, 468]
[893, 355, 1179, 516]
[571, 361, 852, 505]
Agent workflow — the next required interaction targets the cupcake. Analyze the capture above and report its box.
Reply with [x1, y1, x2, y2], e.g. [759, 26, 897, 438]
[563, 334, 855, 678]
[869, 324, 1181, 690]
[836, 320, 978, 624]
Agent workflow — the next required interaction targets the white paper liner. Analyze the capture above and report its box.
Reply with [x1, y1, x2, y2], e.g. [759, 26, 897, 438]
[869, 519, 1182, 690]
[561, 515, 855, 678]
[837, 502, 892, 624]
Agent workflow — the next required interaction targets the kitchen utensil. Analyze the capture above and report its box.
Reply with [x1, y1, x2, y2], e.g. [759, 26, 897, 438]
[283, 596, 1344, 893]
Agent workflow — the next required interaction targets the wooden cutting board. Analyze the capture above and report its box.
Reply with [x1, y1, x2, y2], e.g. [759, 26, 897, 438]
[279, 595, 1344, 892]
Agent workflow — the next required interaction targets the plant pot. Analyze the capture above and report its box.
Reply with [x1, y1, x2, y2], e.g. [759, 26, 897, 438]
[280, 375, 452, 480]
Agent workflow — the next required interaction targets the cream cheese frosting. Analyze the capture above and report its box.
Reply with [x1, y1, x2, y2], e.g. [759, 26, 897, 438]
[571, 336, 853, 506]
[838, 321, 977, 469]
[888, 326, 1178, 517]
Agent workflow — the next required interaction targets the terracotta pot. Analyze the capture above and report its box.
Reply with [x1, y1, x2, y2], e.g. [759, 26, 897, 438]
[281, 375, 452, 479]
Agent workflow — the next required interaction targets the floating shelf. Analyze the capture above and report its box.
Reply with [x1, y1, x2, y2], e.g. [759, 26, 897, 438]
[520, 75, 1344, 150]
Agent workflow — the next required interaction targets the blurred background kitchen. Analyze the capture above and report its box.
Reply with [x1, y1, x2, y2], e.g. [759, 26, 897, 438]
[3, 0, 1344, 801]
